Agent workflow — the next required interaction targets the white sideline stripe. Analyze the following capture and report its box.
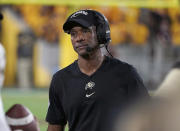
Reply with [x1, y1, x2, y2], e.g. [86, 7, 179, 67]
[6, 113, 34, 126]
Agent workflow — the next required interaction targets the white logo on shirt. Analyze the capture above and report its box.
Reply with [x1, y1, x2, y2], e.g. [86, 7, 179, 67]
[85, 81, 95, 90]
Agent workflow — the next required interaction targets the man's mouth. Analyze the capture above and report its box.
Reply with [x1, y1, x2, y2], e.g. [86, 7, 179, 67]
[76, 45, 88, 49]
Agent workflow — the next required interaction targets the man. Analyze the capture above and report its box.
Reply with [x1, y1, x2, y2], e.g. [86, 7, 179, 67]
[46, 9, 149, 131]
[17, 31, 35, 89]
[0, 12, 11, 131]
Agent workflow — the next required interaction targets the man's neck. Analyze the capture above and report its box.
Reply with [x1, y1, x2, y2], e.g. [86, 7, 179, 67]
[78, 51, 105, 76]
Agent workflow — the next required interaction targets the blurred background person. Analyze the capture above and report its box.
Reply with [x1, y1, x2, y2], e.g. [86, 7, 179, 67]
[115, 60, 180, 131]
[17, 31, 36, 89]
[146, 9, 172, 88]
[114, 97, 180, 131]
[0, 12, 11, 131]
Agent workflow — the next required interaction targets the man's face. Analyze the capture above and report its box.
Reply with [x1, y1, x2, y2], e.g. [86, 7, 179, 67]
[70, 26, 98, 56]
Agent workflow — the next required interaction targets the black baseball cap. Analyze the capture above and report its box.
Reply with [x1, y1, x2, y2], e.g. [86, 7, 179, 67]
[63, 10, 98, 33]
[0, 12, 3, 20]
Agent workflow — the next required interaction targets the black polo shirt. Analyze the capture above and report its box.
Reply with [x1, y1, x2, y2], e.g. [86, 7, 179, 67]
[46, 56, 149, 131]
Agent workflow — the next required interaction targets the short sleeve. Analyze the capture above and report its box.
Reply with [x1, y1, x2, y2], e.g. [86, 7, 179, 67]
[127, 66, 150, 101]
[46, 74, 67, 125]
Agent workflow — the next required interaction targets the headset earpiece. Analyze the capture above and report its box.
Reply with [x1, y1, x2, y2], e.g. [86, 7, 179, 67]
[92, 10, 111, 46]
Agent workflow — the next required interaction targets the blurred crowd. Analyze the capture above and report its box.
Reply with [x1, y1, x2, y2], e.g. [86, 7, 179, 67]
[5, 5, 180, 46]
[12, 5, 67, 44]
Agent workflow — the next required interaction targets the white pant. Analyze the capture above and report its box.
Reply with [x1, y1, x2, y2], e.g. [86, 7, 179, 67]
[0, 95, 10, 131]
[17, 58, 32, 89]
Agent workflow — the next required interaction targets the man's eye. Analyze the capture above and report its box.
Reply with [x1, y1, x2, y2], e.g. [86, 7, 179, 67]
[70, 32, 76, 36]
[82, 29, 90, 33]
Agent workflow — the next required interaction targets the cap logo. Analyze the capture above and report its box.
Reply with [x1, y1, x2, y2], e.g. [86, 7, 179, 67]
[70, 11, 88, 18]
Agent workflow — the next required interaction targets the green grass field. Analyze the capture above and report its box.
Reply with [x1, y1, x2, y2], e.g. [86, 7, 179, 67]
[1, 88, 68, 131]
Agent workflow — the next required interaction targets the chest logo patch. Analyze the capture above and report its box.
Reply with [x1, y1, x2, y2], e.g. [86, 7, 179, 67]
[85, 81, 95, 90]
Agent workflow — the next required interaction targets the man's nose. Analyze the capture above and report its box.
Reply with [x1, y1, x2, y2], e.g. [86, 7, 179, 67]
[76, 32, 85, 42]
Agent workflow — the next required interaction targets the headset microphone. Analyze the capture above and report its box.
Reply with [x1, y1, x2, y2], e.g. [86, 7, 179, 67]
[86, 44, 113, 58]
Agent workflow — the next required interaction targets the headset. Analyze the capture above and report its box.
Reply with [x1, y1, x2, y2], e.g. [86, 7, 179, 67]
[90, 10, 111, 46]
[90, 10, 113, 57]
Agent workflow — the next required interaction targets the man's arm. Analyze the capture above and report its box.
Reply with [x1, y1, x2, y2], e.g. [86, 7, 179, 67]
[46, 75, 67, 131]
[47, 124, 65, 131]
